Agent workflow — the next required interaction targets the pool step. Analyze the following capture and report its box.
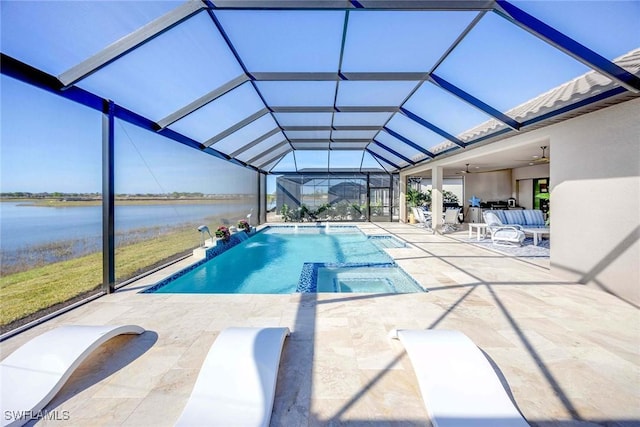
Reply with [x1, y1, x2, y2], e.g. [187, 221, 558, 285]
[367, 235, 407, 249]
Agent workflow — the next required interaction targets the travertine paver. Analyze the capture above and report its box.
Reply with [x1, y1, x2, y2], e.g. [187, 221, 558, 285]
[1, 223, 638, 426]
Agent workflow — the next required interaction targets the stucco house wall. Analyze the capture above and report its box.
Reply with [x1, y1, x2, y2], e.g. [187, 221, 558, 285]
[549, 98, 640, 306]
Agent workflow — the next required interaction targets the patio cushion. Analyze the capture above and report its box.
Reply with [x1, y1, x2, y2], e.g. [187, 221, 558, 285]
[493, 210, 508, 224]
[490, 209, 545, 228]
[502, 210, 525, 226]
[493, 227, 526, 245]
[523, 209, 545, 226]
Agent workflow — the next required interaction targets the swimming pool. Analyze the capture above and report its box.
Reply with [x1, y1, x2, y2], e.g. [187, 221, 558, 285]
[145, 226, 423, 294]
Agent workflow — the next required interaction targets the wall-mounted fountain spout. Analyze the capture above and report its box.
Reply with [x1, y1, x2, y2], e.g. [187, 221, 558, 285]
[246, 208, 254, 226]
[197, 225, 213, 247]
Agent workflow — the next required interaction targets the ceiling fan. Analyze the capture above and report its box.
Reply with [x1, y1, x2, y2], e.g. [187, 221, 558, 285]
[458, 163, 472, 174]
[521, 146, 550, 165]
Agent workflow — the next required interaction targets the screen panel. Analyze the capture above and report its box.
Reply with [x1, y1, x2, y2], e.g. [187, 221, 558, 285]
[274, 112, 333, 126]
[295, 151, 329, 172]
[114, 118, 258, 287]
[331, 130, 379, 139]
[1, 77, 103, 315]
[330, 142, 370, 150]
[367, 145, 409, 168]
[285, 130, 332, 140]
[169, 82, 265, 142]
[212, 114, 279, 155]
[256, 81, 337, 107]
[508, 0, 640, 60]
[403, 81, 494, 141]
[254, 145, 292, 168]
[361, 152, 386, 171]
[269, 151, 297, 172]
[435, 12, 594, 113]
[291, 142, 331, 150]
[332, 112, 394, 126]
[215, 10, 345, 72]
[342, 10, 478, 72]
[235, 133, 287, 162]
[336, 81, 419, 106]
[77, 12, 245, 121]
[385, 113, 444, 149]
[0, 1, 181, 76]
[329, 151, 365, 171]
[373, 131, 422, 159]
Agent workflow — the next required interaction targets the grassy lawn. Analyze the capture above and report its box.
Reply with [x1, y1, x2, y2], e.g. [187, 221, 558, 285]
[0, 227, 198, 328]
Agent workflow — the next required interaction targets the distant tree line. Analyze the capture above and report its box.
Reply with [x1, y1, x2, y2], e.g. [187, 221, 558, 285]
[118, 192, 206, 198]
[0, 192, 100, 199]
[1, 192, 252, 199]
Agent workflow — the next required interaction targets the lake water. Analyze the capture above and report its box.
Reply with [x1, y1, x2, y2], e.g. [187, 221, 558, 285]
[0, 201, 255, 254]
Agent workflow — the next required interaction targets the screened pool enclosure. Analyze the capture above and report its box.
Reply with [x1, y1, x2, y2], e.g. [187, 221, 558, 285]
[1, 1, 639, 328]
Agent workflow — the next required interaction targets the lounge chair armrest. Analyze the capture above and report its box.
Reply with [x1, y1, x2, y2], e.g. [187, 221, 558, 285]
[495, 225, 523, 232]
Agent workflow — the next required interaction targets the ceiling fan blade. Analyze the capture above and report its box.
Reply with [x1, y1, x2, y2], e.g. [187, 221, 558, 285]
[516, 146, 550, 164]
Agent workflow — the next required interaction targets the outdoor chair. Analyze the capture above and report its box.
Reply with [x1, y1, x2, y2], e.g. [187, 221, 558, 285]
[441, 208, 460, 233]
[390, 329, 529, 426]
[175, 327, 290, 427]
[483, 210, 525, 246]
[412, 207, 432, 229]
[1, 324, 145, 427]
[411, 207, 420, 224]
[418, 207, 433, 230]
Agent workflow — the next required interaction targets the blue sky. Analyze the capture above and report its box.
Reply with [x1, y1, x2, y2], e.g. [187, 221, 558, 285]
[1, 1, 638, 193]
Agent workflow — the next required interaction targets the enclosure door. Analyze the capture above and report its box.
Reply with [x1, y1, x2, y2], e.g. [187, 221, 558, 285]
[369, 187, 391, 222]
[533, 177, 550, 218]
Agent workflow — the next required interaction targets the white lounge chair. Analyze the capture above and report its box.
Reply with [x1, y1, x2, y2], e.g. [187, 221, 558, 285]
[483, 211, 525, 246]
[390, 329, 529, 427]
[175, 326, 290, 427]
[0, 324, 145, 427]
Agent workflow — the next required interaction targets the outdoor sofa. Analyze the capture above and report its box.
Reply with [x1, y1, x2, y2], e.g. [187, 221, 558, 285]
[489, 209, 546, 228]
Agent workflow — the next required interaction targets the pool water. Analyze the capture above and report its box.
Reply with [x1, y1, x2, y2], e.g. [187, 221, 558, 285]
[149, 226, 422, 294]
[316, 266, 422, 293]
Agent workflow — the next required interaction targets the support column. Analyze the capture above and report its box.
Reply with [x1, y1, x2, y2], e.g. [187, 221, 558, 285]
[102, 101, 115, 293]
[388, 173, 393, 222]
[366, 173, 371, 222]
[432, 166, 444, 233]
[257, 172, 262, 225]
[399, 172, 408, 223]
[258, 173, 269, 225]
[259, 172, 267, 225]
